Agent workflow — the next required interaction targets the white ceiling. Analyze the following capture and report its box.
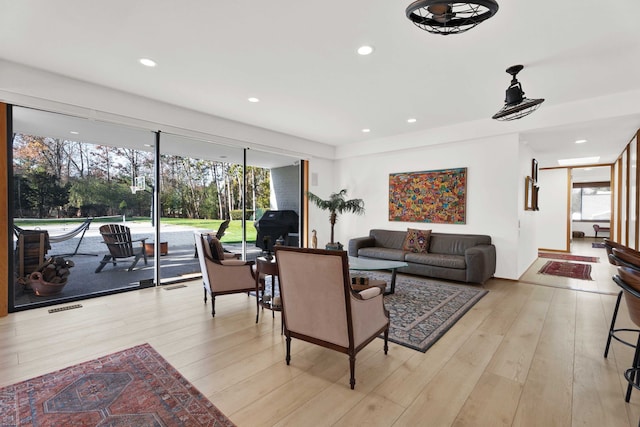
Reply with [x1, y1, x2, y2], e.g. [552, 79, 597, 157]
[1, 0, 640, 169]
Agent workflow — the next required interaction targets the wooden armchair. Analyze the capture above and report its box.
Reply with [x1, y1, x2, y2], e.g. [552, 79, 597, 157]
[274, 246, 390, 389]
[194, 231, 259, 317]
[95, 224, 148, 273]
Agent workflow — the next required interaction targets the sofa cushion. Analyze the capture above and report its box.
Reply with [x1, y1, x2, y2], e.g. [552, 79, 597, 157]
[428, 233, 491, 256]
[403, 228, 431, 253]
[358, 247, 406, 261]
[405, 252, 466, 269]
[369, 229, 407, 250]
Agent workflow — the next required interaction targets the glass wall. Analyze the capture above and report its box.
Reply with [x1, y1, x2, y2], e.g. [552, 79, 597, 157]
[8, 106, 303, 312]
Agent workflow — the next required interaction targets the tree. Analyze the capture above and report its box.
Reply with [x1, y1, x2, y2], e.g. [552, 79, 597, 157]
[25, 170, 70, 218]
[307, 189, 365, 247]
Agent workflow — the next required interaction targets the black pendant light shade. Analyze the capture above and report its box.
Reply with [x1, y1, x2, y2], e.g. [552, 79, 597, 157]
[492, 65, 545, 121]
[406, 1, 499, 35]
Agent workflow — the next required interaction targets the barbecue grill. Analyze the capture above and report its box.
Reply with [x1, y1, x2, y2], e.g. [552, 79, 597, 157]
[255, 210, 299, 251]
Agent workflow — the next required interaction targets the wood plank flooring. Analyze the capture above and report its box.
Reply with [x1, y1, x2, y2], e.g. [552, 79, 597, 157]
[1, 239, 638, 426]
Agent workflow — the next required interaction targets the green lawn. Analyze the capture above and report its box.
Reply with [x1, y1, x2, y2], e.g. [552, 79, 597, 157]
[160, 218, 256, 242]
[14, 217, 256, 243]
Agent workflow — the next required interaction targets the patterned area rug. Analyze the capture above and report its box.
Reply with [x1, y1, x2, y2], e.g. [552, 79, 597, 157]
[351, 271, 488, 353]
[538, 261, 593, 280]
[0, 343, 235, 426]
[538, 252, 599, 263]
[593, 242, 606, 248]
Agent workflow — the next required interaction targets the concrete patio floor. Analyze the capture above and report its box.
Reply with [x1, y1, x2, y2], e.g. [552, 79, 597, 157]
[13, 221, 262, 309]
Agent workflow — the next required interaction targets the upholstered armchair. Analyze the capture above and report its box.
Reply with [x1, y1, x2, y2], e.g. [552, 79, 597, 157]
[194, 231, 259, 317]
[274, 246, 390, 389]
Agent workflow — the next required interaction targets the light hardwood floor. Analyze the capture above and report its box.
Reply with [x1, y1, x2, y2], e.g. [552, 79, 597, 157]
[1, 239, 638, 426]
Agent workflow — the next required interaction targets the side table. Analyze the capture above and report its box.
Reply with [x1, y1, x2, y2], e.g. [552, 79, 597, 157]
[255, 257, 282, 332]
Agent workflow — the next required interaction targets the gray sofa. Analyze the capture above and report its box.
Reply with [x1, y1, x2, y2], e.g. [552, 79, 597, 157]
[348, 229, 496, 284]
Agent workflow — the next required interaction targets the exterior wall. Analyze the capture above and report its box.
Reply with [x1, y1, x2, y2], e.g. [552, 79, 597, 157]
[270, 165, 300, 212]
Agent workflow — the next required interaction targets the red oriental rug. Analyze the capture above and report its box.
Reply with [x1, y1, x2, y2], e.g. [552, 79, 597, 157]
[538, 252, 599, 263]
[0, 343, 235, 426]
[538, 261, 593, 280]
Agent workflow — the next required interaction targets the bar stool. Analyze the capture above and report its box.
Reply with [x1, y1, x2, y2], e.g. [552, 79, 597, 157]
[604, 241, 640, 358]
[612, 266, 640, 402]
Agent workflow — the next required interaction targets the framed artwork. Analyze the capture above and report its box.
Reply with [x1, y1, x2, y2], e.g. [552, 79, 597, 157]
[531, 158, 538, 183]
[388, 167, 467, 224]
[525, 176, 534, 210]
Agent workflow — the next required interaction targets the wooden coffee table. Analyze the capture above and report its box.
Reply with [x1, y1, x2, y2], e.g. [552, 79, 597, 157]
[348, 256, 408, 295]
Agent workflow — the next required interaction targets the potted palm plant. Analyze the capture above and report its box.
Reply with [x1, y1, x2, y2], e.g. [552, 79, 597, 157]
[307, 189, 365, 250]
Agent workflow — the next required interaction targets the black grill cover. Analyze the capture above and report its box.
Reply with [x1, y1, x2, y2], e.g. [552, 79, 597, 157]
[255, 210, 299, 251]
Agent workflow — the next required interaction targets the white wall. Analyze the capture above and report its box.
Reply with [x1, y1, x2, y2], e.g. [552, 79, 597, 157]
[307, 157, 336, 248]
[537, 168, 570, 251]
[517, 143, 539, 276]
[333, 133, 522, 280]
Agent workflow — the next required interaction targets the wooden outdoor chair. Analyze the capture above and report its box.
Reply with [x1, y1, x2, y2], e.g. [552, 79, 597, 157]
[95, 224, 148, 273]
[274, 246, 390, 389]
[15, 229, 51, 279]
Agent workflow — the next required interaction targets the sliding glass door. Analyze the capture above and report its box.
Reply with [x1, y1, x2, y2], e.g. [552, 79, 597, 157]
[8, 105, 303, 312]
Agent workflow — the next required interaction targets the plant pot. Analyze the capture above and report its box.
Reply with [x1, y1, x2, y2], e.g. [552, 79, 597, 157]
[325, 242, 344, 251]
[28, 271, 68, 296]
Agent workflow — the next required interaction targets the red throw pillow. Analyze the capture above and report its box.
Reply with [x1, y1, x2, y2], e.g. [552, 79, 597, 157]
[403, 228, 431, 253]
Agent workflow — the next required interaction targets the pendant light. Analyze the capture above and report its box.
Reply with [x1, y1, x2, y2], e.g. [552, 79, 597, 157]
[492, 65, 545, 121]
[406, 1, 499, 35]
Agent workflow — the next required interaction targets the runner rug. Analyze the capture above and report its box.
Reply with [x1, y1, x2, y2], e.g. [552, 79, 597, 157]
[538, 252, 599, 263]
[0, 343, 235, 426]
[350, 271, 488, 353]
[538, 260, 593, 280]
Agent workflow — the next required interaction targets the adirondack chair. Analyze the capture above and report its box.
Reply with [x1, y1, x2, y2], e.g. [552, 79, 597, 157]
[193, 219, 231, 258]
[95, 224, 148, 273]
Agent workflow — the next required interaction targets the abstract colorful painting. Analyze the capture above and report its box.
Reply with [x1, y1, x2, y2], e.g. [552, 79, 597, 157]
[389, 167, 467, 224]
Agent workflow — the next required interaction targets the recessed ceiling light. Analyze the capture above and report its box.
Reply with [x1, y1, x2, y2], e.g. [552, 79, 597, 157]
[407, 118, 417, 123]
[70, 131, 79, 135]
[248, 97, 260, 103]
[139, 58, 157, 67]
[357, 45, 374, 55]
[558, 156, 600, 166]
[362, 128, 371, 133]
[575, 139, 587, 144]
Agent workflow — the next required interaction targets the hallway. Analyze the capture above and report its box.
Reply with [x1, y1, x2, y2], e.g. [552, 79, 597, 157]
[520, 237, 618, 295]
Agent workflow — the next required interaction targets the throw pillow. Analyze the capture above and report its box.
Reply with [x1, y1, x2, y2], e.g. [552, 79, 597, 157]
[403, 228, 431, 253]
[206, 235, 225, 260]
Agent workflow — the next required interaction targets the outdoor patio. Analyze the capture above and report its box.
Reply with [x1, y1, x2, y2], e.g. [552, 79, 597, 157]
[13, 221, 262, 308]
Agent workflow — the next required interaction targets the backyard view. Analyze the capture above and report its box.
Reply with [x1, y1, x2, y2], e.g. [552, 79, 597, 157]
[12, 131, 273, 310]
[13, 133, 270, 222]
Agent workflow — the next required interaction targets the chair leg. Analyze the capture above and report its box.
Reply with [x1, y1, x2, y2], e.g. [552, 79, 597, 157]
[626, 335, 640, 402]
[211, 295, 216, 317]
[605, 291, 624, 358]
[384, 327, 389, 355]
[95, 255, 113, 273]
[285, 334, 291, 365]
[203, 286, 207, 303]
[128, 253, 142, 271]
[349, 353, 356, 390]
